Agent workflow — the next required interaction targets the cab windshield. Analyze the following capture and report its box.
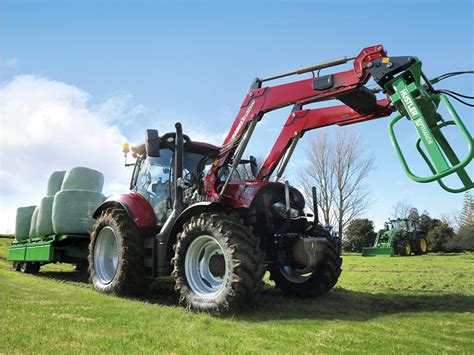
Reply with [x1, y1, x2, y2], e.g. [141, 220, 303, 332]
[135, 148, 210, 225]
[390, 220, 407, 230]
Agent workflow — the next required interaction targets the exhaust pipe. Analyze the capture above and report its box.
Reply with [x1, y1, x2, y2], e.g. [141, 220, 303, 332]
[312, 186, 319, 225]
[174, 122, 184, 215]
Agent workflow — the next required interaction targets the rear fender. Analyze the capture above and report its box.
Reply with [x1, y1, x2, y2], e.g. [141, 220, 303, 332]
[93, 192, 156, 228]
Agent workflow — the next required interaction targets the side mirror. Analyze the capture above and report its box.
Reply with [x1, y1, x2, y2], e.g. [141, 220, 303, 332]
[249, 155, 258, 178]
[146, 129, 161, 157]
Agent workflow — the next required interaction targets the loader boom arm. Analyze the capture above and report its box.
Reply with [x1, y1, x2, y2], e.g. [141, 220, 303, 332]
[205, 45, 389, 199]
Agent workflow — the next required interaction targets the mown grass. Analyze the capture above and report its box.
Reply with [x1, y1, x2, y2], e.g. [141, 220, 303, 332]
[0, 238, 473, 354]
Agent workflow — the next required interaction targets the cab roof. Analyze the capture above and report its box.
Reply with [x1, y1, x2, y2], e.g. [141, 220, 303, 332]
[131, 131, 219, 157]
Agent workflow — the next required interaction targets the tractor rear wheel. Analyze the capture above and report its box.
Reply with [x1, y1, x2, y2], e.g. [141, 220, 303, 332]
[269, 237, 341, 297]
[414, 236, 428, 255]
[172, 213, 264, 314]
[89, 208, 147, 296]
[20, 262, 40, 274]
[398, 240, 412, 256]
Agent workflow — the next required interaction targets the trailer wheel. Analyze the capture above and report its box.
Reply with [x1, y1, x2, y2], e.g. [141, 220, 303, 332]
[89, 208, 147, 295]
[398, 240, 412, 256]
[172, 213, 264, 314]
[269, 237, 341, 297]
[12, 261, 21, 271]
[20, 262, 40, 274]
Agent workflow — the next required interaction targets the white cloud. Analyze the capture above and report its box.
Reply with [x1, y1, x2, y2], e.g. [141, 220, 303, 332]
[0, 75, 142, 232]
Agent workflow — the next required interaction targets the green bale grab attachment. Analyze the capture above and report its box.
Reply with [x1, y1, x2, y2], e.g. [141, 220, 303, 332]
[370, 57, 474, 193]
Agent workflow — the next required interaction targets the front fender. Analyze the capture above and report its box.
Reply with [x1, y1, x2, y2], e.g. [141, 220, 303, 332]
[169, 202, 227, 239]
[93, 192, 156, 228]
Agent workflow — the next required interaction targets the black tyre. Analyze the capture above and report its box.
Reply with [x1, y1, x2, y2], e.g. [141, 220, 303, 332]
[414, 235, 428, 255]
[20, 262, 41, 274]
[269, 236, 342, 297]
[89, 208, 147, 295]
[397, 239, 412, 256]
[172, 213, 264, 314]
[12, 261, 21, 271]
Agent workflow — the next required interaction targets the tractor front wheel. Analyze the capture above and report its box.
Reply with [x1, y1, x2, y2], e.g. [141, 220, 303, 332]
[269, 237, 341, 297]
[172, 213, 264, 314]
[89, 208, 147, 296]
[398, 240, 412, 256]
[415, 236, 428, 255]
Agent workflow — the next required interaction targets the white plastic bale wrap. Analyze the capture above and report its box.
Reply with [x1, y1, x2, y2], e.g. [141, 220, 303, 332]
[15, 206, 36, 241]
[37, 196, 55, 237]
[53, 190, 106, 235]
[46, 170, 66, 196]
[29, 206, 39, 239]
[61, 167, 104, 193]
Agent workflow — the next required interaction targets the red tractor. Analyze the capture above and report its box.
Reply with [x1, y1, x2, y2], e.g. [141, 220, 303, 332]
[88, 45, 473, 313]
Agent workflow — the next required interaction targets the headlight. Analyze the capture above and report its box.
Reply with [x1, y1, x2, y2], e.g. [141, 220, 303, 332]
[272, 201, 300, 219]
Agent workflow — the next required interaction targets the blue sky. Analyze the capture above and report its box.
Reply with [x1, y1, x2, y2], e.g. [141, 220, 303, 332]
[0, 0, 473, 232]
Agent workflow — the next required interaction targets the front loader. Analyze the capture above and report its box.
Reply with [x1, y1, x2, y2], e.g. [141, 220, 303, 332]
[87, 45, 473, 314]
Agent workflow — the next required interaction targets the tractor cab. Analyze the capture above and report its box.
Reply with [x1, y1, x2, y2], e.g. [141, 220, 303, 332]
[123, 129, 219, 226]
[388, 219, 417, 233]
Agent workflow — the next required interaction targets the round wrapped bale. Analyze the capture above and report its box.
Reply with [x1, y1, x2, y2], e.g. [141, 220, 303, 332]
[37, 196, 54, 238]
[46, 170, 66, 196]
[29, 206, 39, 239]
[53, 190, 106, 235]
[15, 206, 36, 241]
[61, 167, 104, 193]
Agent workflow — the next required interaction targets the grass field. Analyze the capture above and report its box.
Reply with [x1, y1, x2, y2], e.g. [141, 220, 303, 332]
[0, 237, 473, 354]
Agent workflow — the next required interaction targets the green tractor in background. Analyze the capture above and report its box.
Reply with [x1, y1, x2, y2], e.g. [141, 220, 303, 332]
[362, 218, 428, 257]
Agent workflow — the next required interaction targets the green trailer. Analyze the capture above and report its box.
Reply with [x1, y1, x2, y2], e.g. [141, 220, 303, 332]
[362, 219, 428, 257]
[7, 167, 105, 273]
[7, 234, 90, 273]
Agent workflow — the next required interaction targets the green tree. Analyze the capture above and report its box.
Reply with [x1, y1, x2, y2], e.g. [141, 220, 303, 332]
[426, 223, 455, 252]
[342, 218, 376, 252]
[446, 224, 474, 252]
[458, 191, 474, 228]
[418, 212, 442, 234]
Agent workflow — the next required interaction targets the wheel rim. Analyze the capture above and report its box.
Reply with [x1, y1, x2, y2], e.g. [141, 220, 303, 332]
[94, 226, 119, 284]
[279, 264, 315, 283]
[420, 238, 427, 252]
[185, 235, 228, 297]
[405, 243, 411, 255]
